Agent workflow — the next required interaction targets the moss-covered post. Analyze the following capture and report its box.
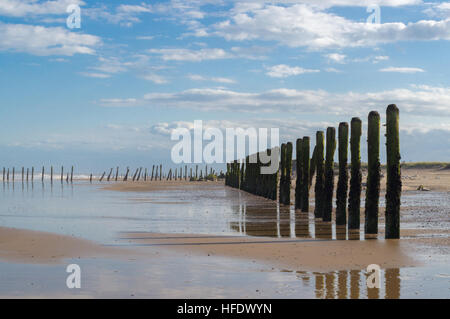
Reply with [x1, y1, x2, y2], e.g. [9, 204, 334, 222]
[284, 142, 293, 205]
[314, 131, 325, 218]
[279, 143, 286, 204]
[348, 118, 362, 230]
[323, 127, 336, 222]
[385, 104, 401, 239]
[365, 111, 381, 235]
[295, 138, 303, 210]
[336, 122, 349, 225]
[301, 137, 310, 212]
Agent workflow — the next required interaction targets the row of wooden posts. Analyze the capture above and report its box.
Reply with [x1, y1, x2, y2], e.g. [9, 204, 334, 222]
[226, 104, 401, 239]
[2, 165, 223, 183]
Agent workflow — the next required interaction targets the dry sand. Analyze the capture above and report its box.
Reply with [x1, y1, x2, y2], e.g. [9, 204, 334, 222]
[0, 227, 125, 264]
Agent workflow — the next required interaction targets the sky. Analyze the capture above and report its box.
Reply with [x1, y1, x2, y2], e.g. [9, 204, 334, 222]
[0, 0, 449, 173]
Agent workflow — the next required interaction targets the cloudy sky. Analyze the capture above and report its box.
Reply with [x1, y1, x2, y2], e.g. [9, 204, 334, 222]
[0, 0, 449, 172]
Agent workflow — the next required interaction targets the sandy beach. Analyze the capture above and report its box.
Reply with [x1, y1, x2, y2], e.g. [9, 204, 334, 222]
[0, 166, 448, 298]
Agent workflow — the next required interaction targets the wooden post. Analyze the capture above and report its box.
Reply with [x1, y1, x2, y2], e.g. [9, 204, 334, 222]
[2, 167, 4, 182]
[185, 165, 187, 180]
[301, 137, 310, 212]
[99, 172, 106, 182]
[50, 166, 53, 183]
[348, 118, 362, 230]
[365, 111, 381, 236]
[22, 167, 24, 181]
[107, 168, 113, 181]
[295, 138, 303, 210]
[195, 165, 198, 179]
[90, 174, 93, 183]
[160, 165, 162, 181]
[336, 122, 349, 225]
[32, 167, 34, 182]
[7, 168, 10, 182]
[144, 168, 147, 181]
[26, 168, 29, 182]
[314, 131, 325, 218]
[115, 167, 119, 181]
[123, 167, 130, 181]
[323, 127, 336, 222]
[71, 166, 74, 183]
[279, 144, 286, 204]
[151, 165, 155, 181]
[61, 166, 64, 183]
[42, 166, 44, 182]
[385, 104, 401, 239]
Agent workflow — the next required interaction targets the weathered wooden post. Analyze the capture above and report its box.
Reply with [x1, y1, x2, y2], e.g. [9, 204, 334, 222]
[137, 167, 142, 181]
[123, 167, 130, 181]
[336, 122, 349, 225]
[22, 167, 24, 182]
[309, 145, 317, 187]
[323, 127, 336, 222]
[32, 167, 34, 182]
[2, 167, 4, 182]
[175, 168, 178, 181]
[12, 167, 15, 182]
[365, 111, 381, 236]
[385, 104, 401, 239]
[185, 165, 187, 180]
[61, 166, 64, 183]
[42, 166, 44, 182]
[314, 131, 325, 218]
[160, 165, 162, 181]
[279, 143, 286, 204]
[70, 166, 73, 183]
[7, 168, 10, 182]
[348, 118, 362, 230]
[26, 168, 29, 182]
[90, 174, 93, 183]
[284, 142, 293, 205]
[295, 138, 303, 210]
[115, 167, 119, 181]
[50, 166, 53, 183]
[99, 172, 106, 182]
[301, 137, 310, 212]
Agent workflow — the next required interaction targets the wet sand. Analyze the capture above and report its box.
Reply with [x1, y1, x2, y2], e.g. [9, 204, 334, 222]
[119, 232, 417, 272]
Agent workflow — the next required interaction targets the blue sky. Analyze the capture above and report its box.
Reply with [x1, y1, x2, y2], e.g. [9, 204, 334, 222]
[0, 0, 449, 173]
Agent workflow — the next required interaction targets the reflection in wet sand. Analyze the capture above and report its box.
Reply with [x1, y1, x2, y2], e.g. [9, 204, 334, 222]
[309, 268, 400, 299]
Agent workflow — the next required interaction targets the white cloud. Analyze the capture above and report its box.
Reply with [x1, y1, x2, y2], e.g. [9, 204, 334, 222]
[373, 55, 389, 63]
[99, 85, 450, 118]
[266, 64, 320, 78]
[379, 67, 425, 73]
[212, 4, 450, 50]
[148, 48, 232, 61]
[0, 0, 84, 17]
[0, 23, 100, 56]
[188, 74, 236, 84]
[79, 72, 111, 79]
[141, 73, 169, 84]
[325, 67, 342, 73]
[325, 53, 346, 63]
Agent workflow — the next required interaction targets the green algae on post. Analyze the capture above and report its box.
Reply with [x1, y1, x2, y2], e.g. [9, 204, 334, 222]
[385, 104, 402, 239]
[314, 131, 325, 218]
[336, 122, 349, 226]
[365, 111, 381, 235]
[301, 137, 310, 212]
[323, 127, 336, 222]
[348, 118, 362, 230]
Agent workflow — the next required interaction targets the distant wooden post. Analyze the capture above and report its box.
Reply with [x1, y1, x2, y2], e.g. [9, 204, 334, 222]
[7, 168, 10, 182]
[50, 166, 53, 183]
[123, 167, 130, 181]
[336, 122, 349, 226]
[190, 167, 192, 180]
[32, 167, 34, 182]
[115, 167, 119, 181]
[323, 127, 336, 222]
[301, 137, 310, 212]
[107, 168, 113, 181]
[22, 167, 24, 181]
[90, 174, 93, 183]
[385, 104, 401, 239]
[279, 144, 286, 204]
[185, 165, 187, 180]
[66, 173, 69, 183]
[26, 168, 29, 182]
[151, 165, 155, 181]
[195, 165, 198, 179]
[71, 166, 74, 183]
[99, 172, 106, 182]
[2, 167, 5, 182]
[42, 166, 44, 182]
[160, 165, 162, 181]
[314, 131, 325, 218]
[365, 111, 381, 236]
[348, 118, 362, 230]
[175, 168, 178, 181]
[144, 168, 147, 181]
[61, 166, 64, 183]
